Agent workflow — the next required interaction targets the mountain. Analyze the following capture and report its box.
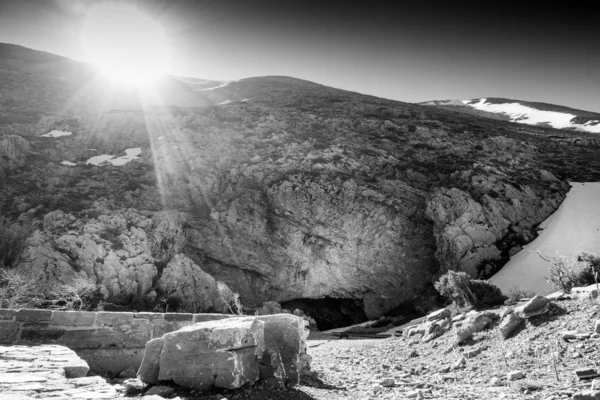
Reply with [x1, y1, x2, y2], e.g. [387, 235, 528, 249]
[2, 43, 600, 328]
[420, 98, 600, 133]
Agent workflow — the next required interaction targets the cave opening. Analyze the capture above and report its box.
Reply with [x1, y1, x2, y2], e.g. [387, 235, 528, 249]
[281, 297, 368, 331]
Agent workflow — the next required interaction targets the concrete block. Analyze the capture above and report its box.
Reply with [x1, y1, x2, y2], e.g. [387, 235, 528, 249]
[51, 311, 96, 327]
[15, 309, 53, 322]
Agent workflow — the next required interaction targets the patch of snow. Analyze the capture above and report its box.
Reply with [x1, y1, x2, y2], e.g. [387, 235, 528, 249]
[490, 182, 600, 294]
[60, 161, 77, 166]
[464, 99, 600, 133]
[217, 99, 233, 105]
[85, 148, 142, 166]
[195, 82, 231, 91]
[41, 130, 72, 138]
[241, 98, 252, 102]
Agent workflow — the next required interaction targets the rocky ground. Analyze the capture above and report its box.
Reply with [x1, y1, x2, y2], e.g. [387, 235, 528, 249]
[3, 295, 600, 399]
[160, 295, 600, 400]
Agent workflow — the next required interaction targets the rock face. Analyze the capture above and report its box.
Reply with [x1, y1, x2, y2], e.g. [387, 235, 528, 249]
[156, 254, 231, 313]
[6, 44, 600, 320]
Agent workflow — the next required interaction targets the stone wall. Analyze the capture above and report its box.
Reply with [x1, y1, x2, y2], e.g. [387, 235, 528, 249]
[0, 308, 234, 375]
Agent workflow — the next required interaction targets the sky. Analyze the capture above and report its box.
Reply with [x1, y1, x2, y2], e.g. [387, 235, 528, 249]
[0, 0, 599, 112]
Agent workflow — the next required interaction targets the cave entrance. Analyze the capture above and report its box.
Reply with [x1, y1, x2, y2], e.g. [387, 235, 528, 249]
[281, 297, 368, 331]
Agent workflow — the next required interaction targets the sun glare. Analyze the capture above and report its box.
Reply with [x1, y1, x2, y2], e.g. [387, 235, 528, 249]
[82, 3, 170, 86]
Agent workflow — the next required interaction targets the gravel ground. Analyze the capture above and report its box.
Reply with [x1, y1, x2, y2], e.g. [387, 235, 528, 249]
[168, 297, 600, 400]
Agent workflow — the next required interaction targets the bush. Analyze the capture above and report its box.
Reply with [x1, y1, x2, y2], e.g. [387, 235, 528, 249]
[434, 270, 506, 308]
[0, 269, 102, 310]
[505, 286, 536, 303]
[542, 251, 600, 293]
[0, 216, 32, 269]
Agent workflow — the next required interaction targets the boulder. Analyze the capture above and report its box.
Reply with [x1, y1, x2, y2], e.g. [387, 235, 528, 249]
[514, 295, 550, 318]
[138, 317, 266, 391]
[426, 308, 450, 322]
[256, 314, 310, 387]
[572, 285, 599, 302]
[499, 312, 524, 339]
[455, 312, 493, 343]
[156, 254, 232, 313]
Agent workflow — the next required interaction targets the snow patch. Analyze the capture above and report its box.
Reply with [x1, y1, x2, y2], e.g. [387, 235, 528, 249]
[41, 130, 72, 138]
[217, 99, 233, 105]
[490, 182, 600, 294]
[464, 99, 600, 133]
[60, 161, 76, 166]
[195, 82, 231, 91]
[241, 98, 252, 102]
[85, 148, 142, 166]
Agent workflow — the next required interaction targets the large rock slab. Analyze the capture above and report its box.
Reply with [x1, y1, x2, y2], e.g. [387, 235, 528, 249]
[138, 317, 265, 391]
[0, 345, 119, 399]
[256, 314, 310, 387]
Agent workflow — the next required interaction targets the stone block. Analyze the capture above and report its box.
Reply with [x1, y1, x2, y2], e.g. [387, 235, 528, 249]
[193, 313, 235, 323]
[0, 322, 20, 344]
[152, 320, 191, 338]
[20, 327, 65, 342]
[138, 317, 265, 391]
[133, 312, 164, 321]
[96, 312, 134, 327]
[163, 313, 193, 322]
[51, 311, 96, 327]
[15, 309, 53, 322]
[0, 309, 16, 320]
[125, 329, 152, 348]
[256, 314, 307, 387]
[61, 328, 127, 349]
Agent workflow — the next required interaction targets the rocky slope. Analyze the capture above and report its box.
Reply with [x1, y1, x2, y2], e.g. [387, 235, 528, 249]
[2, 43, 600, 326]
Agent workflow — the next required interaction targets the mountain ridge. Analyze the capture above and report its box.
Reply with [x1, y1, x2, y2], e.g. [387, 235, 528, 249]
[2, 44, 600, 326]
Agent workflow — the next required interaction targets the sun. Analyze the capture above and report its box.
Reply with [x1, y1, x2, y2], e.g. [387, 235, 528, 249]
[82, 2, 171, 86]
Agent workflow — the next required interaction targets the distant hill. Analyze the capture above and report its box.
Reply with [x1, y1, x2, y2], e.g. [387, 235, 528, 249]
[420, 98, 600, 133]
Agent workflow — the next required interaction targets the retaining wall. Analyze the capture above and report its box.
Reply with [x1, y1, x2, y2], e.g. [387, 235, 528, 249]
[0, 308, 234, 375]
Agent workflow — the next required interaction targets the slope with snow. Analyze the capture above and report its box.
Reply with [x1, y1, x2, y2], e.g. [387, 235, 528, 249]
[490, 182, 600, 295]
[463, 99, 600, 133]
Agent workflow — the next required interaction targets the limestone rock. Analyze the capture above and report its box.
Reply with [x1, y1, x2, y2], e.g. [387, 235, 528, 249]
[138, 317, 266, 391]
[156, 254, 232, 313]
[507, 370, 525, 381]
[572, 285, 600, 302]
[572, 390, 600, 400]
[499, 312, 524, 339]
[148, 211, 187, 263]
[455, 312, 493, 343]
[514, 295, 550, 318]
[426, 308, 450, 322]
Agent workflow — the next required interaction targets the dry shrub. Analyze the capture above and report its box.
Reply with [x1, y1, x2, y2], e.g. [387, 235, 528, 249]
[541, 251, 600, 293]
[435, 270, 506, 308]
[0, 269, 102, 310]
[506, 286, 536, 303]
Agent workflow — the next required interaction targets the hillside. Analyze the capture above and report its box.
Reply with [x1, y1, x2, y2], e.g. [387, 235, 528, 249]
[420, 98, 600, 134]
[2, 43, 600, 328]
